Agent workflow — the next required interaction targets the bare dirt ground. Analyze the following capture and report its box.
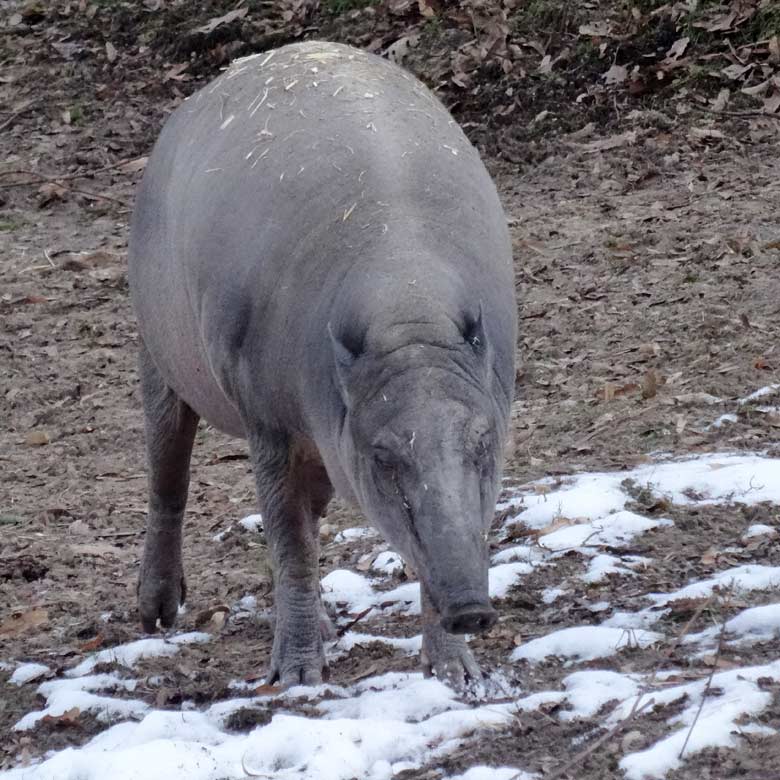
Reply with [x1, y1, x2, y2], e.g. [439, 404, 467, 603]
[1, 1, 779, 778]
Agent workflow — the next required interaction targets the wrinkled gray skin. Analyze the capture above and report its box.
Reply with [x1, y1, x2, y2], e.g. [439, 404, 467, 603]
[128, 41, 517, 689]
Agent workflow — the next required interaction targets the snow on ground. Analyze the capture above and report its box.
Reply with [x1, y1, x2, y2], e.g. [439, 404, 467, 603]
[9, 664, 49, 687]
[511, 626, 663, 663]
[3, 451, 780, 779]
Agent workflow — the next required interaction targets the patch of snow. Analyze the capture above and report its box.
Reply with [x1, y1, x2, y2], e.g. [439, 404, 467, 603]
[649, 564, 780, 606]
[618, 660, 780, 780]
[739, 384, 780, 404]
[725, 603, 780, 644]
[489, 562, 534, 598]
[602, 608, 664, 630]
[238, 513, 263, 532]
[743, 523, 777, 539]
[582, 553, 635, 583]
[560, 670, 640, 721]
[708, 413, 737, 429]
[538, 511, 672, 552]
[447, 768, 534, 780]
[371, 551, 404, 575]
[337, 631, 421, 656]
[318, 674, 461, 721]
[512, 626, 663, 663]
[66, 632, 211, 677]
[14, 690, 150, 731]
[491, 544, 545, 565]
[321, 569, 378, 614]
[334, 526, 379, 543]
[541, 587, 567, 604]
[9, 663, 49, 686]
[38, 674, 138, 697]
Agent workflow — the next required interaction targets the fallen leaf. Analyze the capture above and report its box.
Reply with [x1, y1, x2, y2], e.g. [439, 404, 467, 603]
[386, 35, 419, 65]
[105, 41, 117, 63]
[163, 62, 190, 83]
[252, 683, 279, 696]
[194, 7, 248, 35]
[78, 634, 105, 652]
[70, 542, 125, 557]
[711, 88, 731, 112]
[641, 369, 658, 399]
[578, 130, 638, 152]
[118, 157, 148, 174]
[700, 547, 720, 566]
[666, 37, 689, 61]
[0, 608, 49, 637]
[41, 707, 81, 727]
[603, 64, 628, 85]
[578, 21, 612, 37]
[195, 604, 231, 629]
[417, 0, 437, 17]
[695, 11, 737, 32]
[764, 91, 780, 114]
[26, 430, 50, 446]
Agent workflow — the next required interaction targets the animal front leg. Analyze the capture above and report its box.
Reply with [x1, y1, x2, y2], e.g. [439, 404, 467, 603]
[420, 584, 483, 689]
[249, 433, 327, 687]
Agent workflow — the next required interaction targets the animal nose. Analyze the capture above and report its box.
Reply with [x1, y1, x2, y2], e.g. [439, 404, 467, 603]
[440, 604, 498, 635]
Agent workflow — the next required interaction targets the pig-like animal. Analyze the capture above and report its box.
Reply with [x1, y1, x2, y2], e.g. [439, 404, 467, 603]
[128, 41, 517, 688]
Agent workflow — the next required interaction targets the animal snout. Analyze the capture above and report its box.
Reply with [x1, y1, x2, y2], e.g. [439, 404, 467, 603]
[440, 603, 498, 635]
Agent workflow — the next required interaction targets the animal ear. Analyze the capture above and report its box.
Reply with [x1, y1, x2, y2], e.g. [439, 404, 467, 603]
[463, 303, 492, 381]
[328, 323, 358, 407]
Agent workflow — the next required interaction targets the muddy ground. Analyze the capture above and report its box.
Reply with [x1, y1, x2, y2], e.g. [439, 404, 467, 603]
[1, 1, 780, 777]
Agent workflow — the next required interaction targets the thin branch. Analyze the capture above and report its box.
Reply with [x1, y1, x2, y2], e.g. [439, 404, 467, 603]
[543, 697, 656, 780]
[0, 157, 140, 182]
[678, 609, 728, 760]
[691, 104, 780, 121]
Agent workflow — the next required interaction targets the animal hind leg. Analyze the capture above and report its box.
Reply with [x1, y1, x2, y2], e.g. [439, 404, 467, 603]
[137, 342, 199, 632]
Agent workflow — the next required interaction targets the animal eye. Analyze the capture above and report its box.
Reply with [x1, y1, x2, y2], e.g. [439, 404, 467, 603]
[373, 449, 395, 473]
[474, 434, 492, 468]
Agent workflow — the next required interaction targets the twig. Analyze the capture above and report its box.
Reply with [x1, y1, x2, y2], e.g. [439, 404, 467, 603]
[691, 104, 780, 121]
[0, 157, 139, 183]
[543, 697, 656, 780]
[545, 593, 717, 779]
[336, 605, 374, 638]
[0, 100, 38, 133]
[678, 610, 728, 760]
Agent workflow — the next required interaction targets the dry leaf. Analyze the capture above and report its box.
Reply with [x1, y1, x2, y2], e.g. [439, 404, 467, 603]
[105, 41, 117, 63]
[252, 683, 278, 696]
[578, 21, 612, 37]
[700, 547, 720, 566]
[666, 37, 689, 61]
[764, 92, 780, 114]
[26, 430, 50, 446]
[769, 35, 780, 64]
[641, 369, 658, 400]
[0, 608, 49, 638]
[417, 0, 436, 18]
[118, 156, 148, 174]
[79, 634, 105, 652]
[579, 130, 637, 152]
[41, 706, 81, 726]
[386, 35, 419, 65]
[70, 542, 124, 557]
[603, 64, 628, 85]
[194, 7, 248, 35]
[195, 604, 231, 629]
[163, 63, 190, 83]
[711, 88, 731, 112]
[695, 12, 737, 32]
